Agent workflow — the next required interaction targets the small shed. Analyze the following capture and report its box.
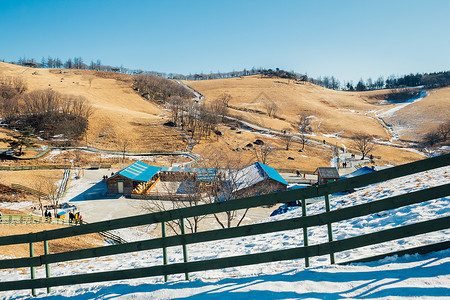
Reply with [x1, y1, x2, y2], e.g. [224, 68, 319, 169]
[107, 161, 161, 195]
[314, 167, 340, 184]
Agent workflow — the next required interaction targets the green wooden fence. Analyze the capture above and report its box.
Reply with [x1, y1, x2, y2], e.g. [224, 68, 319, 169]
[0, 214, 75, 226]
[0, 153, 448, 295]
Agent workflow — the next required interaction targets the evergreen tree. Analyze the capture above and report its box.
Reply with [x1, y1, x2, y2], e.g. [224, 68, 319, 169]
[1, 126, 36, 156]
[356, 79, 367, 91]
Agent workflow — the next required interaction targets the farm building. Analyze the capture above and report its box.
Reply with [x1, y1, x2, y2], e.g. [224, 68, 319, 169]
[230, 162, 288, 199]
[106, 161, 287, 199]
[107, 161, 161, 195]
[314, 167, 340, 184]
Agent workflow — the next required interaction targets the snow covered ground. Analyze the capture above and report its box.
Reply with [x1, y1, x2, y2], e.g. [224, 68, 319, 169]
[1, 165, 449, 299]
[375, 91, 428, 142]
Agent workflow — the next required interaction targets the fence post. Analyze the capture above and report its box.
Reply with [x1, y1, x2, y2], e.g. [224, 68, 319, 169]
[180, 218, 189, 280]
[301, 198, 310, 267]
[161, 222, 168, 282]
[29, 242, 36, 296]
[44, 240, 51, 293]
[324, 194, 335, 264]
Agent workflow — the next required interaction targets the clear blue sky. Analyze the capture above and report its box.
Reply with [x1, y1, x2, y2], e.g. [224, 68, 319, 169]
[1, 0, 449, 83]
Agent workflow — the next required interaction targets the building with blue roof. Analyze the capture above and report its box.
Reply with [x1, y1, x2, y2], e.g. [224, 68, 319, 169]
[107, 161, 162, 195]
[107, 160, 288, 198]
[231, 162, 288, 198]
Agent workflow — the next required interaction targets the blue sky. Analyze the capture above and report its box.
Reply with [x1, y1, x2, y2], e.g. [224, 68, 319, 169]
[0, 0, 449, 82]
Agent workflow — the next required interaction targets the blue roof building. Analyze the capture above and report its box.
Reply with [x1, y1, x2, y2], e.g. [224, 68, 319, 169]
[107, 160, 288, 197]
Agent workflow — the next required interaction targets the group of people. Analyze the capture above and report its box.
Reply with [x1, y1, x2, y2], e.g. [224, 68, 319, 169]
[43, 209, 83, 223]
[102, 173, 115, 181]
[69, 211, 83, 223]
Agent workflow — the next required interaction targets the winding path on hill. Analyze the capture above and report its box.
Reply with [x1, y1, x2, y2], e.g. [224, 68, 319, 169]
[174, 80, 204, 102]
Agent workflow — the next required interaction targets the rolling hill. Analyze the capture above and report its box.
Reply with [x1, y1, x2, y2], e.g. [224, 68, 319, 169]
[0, 62, 186, 152]
[183, 75, 449, 169]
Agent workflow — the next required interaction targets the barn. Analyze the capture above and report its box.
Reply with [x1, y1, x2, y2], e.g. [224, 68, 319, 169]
[107, 161, 288, 199]
[231, 162, 288, 198]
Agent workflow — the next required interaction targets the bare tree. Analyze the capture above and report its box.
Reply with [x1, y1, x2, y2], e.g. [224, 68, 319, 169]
[87, 76, 95, 89]
[32, 177, 49, 216]
[201, 152, 250, 228]
[422, 121, 450, 147]
[423, 131, 441, 147]
[437, 121, 450, 142]
[352, 133, 375, 159]
[252, 143, 275, 165]
[263, 100, 278, 118]
[217, 93, 232, 107]
[33, 176, 61, 217]
[297, 113, 311, 134]
[117, 138, 131, 168]
[296, 113, 311, 151]
[209, 99, 228, 122]
[168, 96, 185, 126]
[140, 177, 206, 234]
[281, 128, 293, 150]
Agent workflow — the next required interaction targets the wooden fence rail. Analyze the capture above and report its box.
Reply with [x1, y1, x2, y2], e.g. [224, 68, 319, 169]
[0, 153, 448, 294]
[0, 214, 75, 226]
[0, 183, 448, 271]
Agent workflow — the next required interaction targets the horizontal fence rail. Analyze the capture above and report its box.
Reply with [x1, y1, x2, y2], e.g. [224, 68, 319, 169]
[0, 153, 448, 294]
[0, 216, 448, 292]
[0, 214, 76, 226]
[1, 183, 448, 270]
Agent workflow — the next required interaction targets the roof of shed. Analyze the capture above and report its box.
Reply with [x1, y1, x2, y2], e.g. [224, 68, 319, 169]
[116, 161, 161, 182]
[314, 167, 340, 179]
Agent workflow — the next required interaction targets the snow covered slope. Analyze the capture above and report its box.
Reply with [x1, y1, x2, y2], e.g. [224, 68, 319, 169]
[1, 166, 449, 299]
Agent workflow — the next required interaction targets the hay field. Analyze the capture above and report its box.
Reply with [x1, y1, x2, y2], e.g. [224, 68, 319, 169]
[0, 62, 186, 152]
[0, 169, 63, 188]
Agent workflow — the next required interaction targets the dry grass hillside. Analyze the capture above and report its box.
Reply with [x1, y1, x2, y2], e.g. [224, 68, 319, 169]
[183, 76, 389, 139]
[183, 75, 444, 168]
[0, 62, 186, 152]
[381, 87, 450, 142]
[184, 76, 449, 143]
[0, 63, 444, 171]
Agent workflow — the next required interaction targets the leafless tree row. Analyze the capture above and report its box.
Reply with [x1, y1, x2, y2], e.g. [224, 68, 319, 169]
[168, 95, 228, 141]
[132, 74, 194, 103]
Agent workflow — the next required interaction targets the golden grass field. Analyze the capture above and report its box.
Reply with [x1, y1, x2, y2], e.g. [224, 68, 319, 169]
[0, 224, 104, 258]
[0, 62, 187, 152]
[183, 76, 390, 139]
